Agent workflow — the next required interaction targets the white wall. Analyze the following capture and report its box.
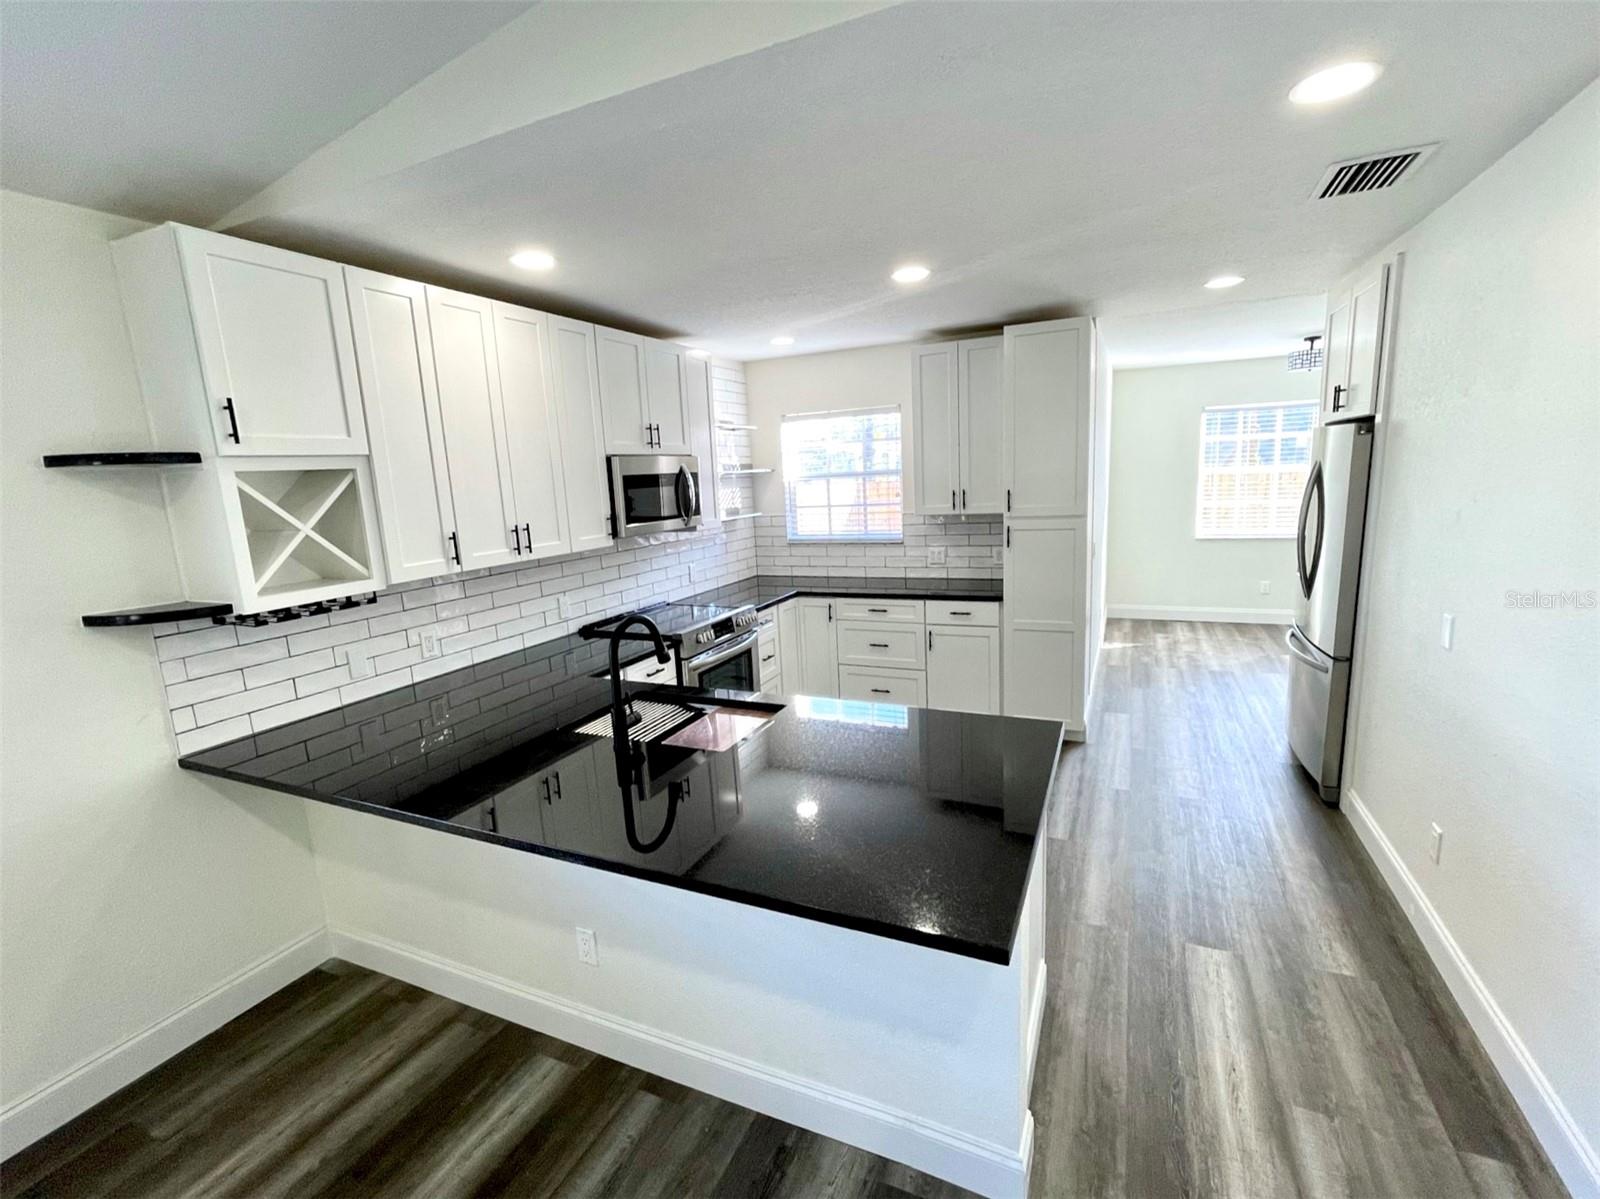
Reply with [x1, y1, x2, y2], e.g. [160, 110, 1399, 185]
[0, 192, 328, 1149]
[1105, 356, 1311, 621]
[1341, 81, 1600, 1197]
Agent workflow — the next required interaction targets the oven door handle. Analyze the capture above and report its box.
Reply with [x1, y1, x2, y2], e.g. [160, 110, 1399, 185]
[683, 628, 759, 678]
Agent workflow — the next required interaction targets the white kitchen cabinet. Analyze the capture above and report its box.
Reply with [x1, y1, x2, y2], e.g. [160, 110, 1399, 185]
[548, 316, 615, 554]
[490, 774, 548, 843]
[1003, 516, 1085, 727]
[113, 224, 368, 457]
[834, 597, 923, 623]
[596, 326, 652, 453]
[1003, 318, 1089, 518]
[756, 608, 782, 691]
[537, 746, 601, 856]
[684, 352, 721, 529]
[958, 337, 1005, 513]
[927, 622, 1001, 715]
[345, 268, 458, 583]
[796, 597, 839, 696]
[777, 600, 801, 692]
[492, 301, 570, 558]
[622, 654, 675, 685]
[836, 621, 926, 671]
[426, 287, 520, 571]
[643, 339, 691, 453]
[839, 666, 926, 707]
[1323, 263, 1390, 419]
[912, 343, 959, 515]
[912, 336, 1004, 516]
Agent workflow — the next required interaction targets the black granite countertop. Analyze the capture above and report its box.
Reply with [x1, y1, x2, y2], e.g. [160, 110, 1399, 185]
[180, 623, 1058, 964]
[694, 573, 1003, 612]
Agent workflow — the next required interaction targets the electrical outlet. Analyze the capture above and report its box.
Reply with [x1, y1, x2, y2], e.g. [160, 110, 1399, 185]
[993, 546, 1004, 565]
[689, 561, 701, 584]
[558, 594, 574, 621]
[928, 546, 947, 566]
[575, 927, 599, 966]
[1429, 823, 1444, 864]
[419, 628, 441, 659]
[346, 644, 373, 680]
[1259, 580, 1271, 595]
[1440, 613, 1455, 650]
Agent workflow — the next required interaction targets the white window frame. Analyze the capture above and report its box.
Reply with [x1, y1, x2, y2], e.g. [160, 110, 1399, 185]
[781, 404, 903, 544]
[1194, 400, 1317, 540]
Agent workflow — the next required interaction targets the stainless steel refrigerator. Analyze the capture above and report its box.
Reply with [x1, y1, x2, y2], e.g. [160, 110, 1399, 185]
[1287, 414, 1375, 804]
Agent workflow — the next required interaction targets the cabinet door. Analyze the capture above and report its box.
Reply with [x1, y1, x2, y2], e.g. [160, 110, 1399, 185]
[175, 228, 366, 456]
[344, 268, 457, 583]
[912, 344, 959, 515]
[777, 600, 801, 691]
[958, 337, 1004, 514]
[836, 621, 926, 670]
[684, 353, 721, 529]
[541, 748, 599, 855]
[927, 624, 1001, 714]
[796, 597, 839, 697]
[1003, 318, 1088, 517]
[426, 287, 519, 571]
[644, 340, 691, 453]
[1003, 516, 1085, 727]
[548, 316, 615, 554]
[492, 301, 571, 559]
[1321, 291, 1353, 419]
[491, 774, 549, 844]
[1341, 265, 1389, 418]
[595, 326, 652, 452]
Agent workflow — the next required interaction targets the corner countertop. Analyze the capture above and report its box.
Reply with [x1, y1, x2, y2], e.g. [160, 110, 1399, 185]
[690, 573, 1003, 612]
[179, 619, 1057, 965]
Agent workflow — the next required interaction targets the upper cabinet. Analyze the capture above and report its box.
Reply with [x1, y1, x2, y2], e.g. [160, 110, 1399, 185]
[1322, 262, 1391, 420]
[683, 352, 721, 530]
[596, 326, 691, 453]
[547, 316, 615, 554]
[911, 337, 1004, 516]
[1003, 318, 1088, 518]
[492, 301, 571, 559]
[113, 225, 367, 457]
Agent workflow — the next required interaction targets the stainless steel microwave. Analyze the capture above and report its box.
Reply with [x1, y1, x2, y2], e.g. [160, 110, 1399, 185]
[607, 454, 702, 538]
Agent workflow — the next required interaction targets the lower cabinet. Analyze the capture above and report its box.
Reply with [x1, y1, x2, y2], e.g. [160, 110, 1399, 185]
[795, 597, 839, 696]
[756, 617, 782, 694]
[926, 623, 1002, 715]
[839, 665, 926, 706]
[776, 600, 800, 693]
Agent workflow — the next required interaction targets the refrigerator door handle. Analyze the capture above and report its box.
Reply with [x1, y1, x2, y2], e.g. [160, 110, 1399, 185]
[1285, 626, 1331, 673]
[1297, 460, 1325, 600]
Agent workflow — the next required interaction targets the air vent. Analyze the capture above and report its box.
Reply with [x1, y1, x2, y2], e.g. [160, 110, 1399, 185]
[1313, 143, 1439, 199]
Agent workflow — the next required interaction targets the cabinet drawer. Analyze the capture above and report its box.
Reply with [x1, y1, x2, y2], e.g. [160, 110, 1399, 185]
[757, 635, 781, 674]
[755, 606, 780, 631]
[622, 656, 674, 684]
[836, 622, 926, 669]
[839, 666, 926, 706]
[926, 599, 1000, 627]
[833, 597, 924, 624]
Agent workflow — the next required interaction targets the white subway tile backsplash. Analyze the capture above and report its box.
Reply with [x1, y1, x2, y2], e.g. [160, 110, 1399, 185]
[242, 647, 335, 688]
[155, 625, 237, 661]
[184, 639, 288, 680]
[166, 670, 245, 708]
[287, 621, 371, 657]
[192, 679, 297, 726]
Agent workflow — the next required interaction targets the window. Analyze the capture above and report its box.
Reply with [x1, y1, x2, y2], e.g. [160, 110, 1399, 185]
[781, 407, 902, 542]
[1195, 401, 1317, 538]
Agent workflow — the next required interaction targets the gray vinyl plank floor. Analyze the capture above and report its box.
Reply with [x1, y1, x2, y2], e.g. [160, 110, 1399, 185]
[1, 620, 1565, 1198]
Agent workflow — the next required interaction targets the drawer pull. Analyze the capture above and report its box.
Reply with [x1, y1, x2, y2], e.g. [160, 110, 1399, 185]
[948, 610, 972, 616]
[867, 607, 888, 613]
[761, 653, 776, 663]
[868, 642, 889, 649]
[870, 688, 891, 695]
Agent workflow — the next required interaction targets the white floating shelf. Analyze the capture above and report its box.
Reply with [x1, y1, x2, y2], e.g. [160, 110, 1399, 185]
[719, 466, 772, 476]
[716, 422, 757, 431]
[720, 511, 766, 522]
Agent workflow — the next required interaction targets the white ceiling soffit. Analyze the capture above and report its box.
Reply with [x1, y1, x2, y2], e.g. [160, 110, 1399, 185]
[1100, 295, 1330, 370]
[0, 0, 532, 226]
[215, 1, 898, 230]
[221, 1, 1598, 361]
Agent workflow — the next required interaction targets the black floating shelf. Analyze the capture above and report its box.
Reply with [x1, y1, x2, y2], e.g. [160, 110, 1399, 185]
[43, 452, 201, 468]
[82, 601, 234, 628]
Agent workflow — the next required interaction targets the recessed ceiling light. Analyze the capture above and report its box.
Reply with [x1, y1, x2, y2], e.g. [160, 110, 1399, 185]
[509, 248, 556, 271]
[771, 336, 795, 347]
[1289, 61, 1382, 105]
[1204, 275, 1245, 289]
[686, 348, 710, 360]
[891, 264, 931, 284]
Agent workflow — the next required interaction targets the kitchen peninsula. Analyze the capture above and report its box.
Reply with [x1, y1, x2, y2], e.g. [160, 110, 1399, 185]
[181, 611, 1057, 1199]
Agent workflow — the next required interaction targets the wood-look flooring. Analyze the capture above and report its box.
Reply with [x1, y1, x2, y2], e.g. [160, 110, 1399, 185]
[2, 621, 1565, 1198]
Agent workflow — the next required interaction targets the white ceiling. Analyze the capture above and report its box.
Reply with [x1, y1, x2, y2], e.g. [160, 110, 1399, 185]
[1101, 295, 1331, 370]
[0, 0, 529, 224]
[3, 2, 1596, 360]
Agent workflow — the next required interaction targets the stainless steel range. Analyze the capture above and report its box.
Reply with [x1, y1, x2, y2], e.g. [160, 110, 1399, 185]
[581, 600, 762, 691]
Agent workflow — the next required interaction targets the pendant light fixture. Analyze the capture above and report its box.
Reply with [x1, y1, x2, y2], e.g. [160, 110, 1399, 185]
[1287, 335, 1324, 372]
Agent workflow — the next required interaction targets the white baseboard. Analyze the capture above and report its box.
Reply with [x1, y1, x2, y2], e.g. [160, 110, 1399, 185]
[1343, 788, 1600, 1199]
[0, 927, 331, 1157]
[329, 926, 1033, 1199]
[1108, 604, 1293, 625]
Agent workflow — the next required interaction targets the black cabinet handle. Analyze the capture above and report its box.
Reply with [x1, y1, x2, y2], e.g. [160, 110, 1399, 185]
[827, 602, 833, 622]
[552, 771, 562, 799]
[948, 610, 972, 616]
[870, 688, 891, 695]
[761, 652, 776, 663]
[1006, 526, 1011, 548]
[541, 777, 551, 804]
[962, 488, 967, 509]
[868, 642, 889, 649]
[522, 522, 531, 551]
[448, 531, 461, 565]
[951, 488, 956, 510]
[221, 397, 241, 444]
[1332, 384, 1346, 411]
[511, 526, 522, 555]
[927, 629, 933, 651]
[867, 607, 888, 613]
[1006, 488, 1011, 512]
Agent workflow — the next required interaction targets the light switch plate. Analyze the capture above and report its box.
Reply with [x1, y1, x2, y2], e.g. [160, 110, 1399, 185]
[419, 629, 441, 659]
[558, 594, 574, 621]
[346, 645, 373, 680]
[928, 546, 948, 566]
[1440, 613, 1455, 650]
[1429, 823, 1444, 864]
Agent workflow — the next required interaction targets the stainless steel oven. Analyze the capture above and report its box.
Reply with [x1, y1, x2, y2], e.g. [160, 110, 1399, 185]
[608, 454, 701, 538]
[680, 629, 761, 692]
